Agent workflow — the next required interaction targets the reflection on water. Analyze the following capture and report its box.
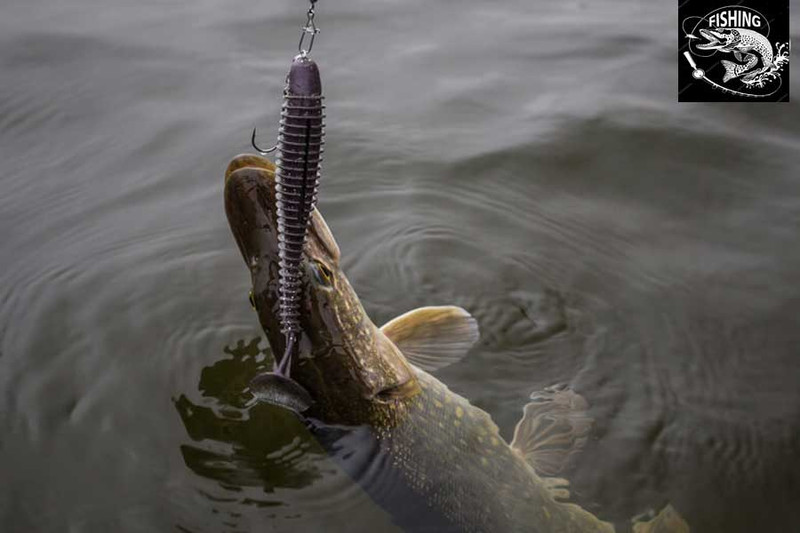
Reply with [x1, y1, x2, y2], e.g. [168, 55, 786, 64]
[174, 337, 399, 532]
[175, 337, 321, 495]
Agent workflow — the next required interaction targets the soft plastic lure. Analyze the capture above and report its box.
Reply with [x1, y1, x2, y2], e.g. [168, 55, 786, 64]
[252, 0, 324, 379]
[273, 57, 324, 374]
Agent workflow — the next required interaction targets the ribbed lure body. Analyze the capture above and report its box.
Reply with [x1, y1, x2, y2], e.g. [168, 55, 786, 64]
[276, 57, 325, 343]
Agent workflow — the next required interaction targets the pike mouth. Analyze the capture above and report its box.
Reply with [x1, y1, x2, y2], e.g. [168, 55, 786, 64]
[696, 28, 736, 51]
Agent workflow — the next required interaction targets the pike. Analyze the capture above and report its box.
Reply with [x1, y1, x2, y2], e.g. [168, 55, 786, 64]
[697, 28, 774, 83]
[224, 154, 688, 533]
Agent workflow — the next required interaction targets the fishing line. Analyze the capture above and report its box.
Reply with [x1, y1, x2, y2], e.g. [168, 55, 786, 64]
[682, 51, 782, 98]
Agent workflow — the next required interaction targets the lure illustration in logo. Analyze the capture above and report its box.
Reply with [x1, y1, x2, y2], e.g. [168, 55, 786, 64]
[679, 3, 790, 102]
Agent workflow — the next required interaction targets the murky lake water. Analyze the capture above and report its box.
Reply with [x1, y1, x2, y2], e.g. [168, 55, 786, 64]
[2, 0, 800, 531]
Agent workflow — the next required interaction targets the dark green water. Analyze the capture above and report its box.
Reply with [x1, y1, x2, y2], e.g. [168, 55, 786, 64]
[1, 0, 799, 531]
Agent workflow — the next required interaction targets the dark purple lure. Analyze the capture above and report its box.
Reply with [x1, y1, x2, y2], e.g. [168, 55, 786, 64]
[271, 56, 325, 377]
[246, 1, 323, 412]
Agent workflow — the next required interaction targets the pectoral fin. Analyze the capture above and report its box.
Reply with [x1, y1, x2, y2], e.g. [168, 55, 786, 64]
[249, 372, 314, 413]
[510, 385, 593, 477]
[734, 51, 744, 62]
[380, 306, 479, 372]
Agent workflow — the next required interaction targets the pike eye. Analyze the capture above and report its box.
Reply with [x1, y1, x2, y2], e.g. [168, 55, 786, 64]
[311, 261, 333, 288]
[248, 289, 256, 310]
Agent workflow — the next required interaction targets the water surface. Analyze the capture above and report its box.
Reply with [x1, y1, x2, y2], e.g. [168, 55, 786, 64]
[1, 0, 799, 531]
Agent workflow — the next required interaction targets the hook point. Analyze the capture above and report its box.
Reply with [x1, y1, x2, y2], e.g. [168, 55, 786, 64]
[251, 127, 277, 155]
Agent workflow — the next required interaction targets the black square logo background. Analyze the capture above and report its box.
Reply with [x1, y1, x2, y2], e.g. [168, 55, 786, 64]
[679, 0, 790, 102]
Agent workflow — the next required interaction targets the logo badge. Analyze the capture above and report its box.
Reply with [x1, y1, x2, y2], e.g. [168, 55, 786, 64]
[679, 2, 790, 102]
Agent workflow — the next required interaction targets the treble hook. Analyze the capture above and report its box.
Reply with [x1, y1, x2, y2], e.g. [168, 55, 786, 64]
[251, 127, 277, 155]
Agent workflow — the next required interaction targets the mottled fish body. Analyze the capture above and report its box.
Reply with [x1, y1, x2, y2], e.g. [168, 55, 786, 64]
[313, 369, 613, 533]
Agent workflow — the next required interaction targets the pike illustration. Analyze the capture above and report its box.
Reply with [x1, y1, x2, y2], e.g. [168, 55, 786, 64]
[223, 154, 689, 532]
[696, 28, 774, 83]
